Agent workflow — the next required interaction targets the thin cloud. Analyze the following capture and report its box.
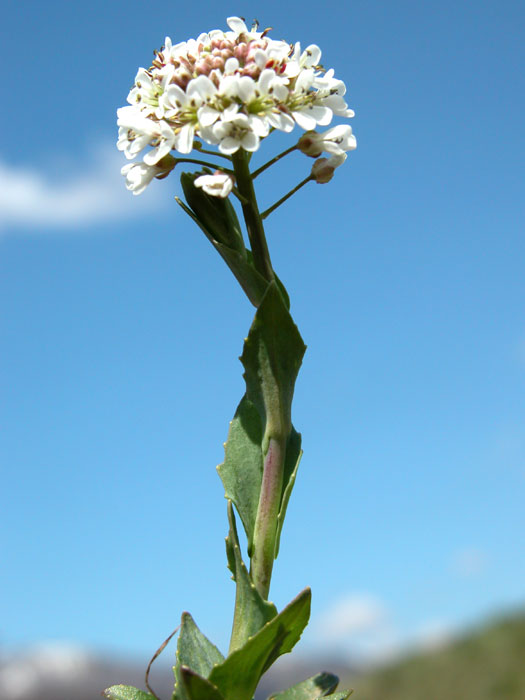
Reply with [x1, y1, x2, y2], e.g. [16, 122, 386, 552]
[312, 593, 399, 663]
[316, 593, 388, 641]
[452, 548, 488, 578]
[312, 593, 455, 664]
[0, 146, 166, 231]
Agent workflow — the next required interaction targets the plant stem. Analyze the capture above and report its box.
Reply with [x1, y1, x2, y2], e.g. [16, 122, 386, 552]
[250, 432, 288, 599]
[175, 157, 234, 174]
[261, 176, 313, 220]
[194, 147, 233, 161]
[231, 150, 274, 284]
[251, 145, 298, 179]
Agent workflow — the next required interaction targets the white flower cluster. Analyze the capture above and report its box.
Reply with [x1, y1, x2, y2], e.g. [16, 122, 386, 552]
[117, 17, 355, 193]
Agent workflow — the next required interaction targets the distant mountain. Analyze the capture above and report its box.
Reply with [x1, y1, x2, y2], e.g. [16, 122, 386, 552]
[2, 612, 524, 700]
[345, 611, 525, 699]
[0, 644, 174, 700]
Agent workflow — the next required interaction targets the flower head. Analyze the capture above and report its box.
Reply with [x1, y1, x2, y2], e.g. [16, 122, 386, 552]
[117, 17, 355, 182]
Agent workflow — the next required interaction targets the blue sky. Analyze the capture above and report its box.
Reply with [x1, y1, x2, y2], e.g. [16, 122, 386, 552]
[1, 0, 524, 664]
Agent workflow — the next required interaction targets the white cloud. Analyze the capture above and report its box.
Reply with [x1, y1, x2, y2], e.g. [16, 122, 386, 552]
[312, 593, 399, 663]
[0, 146, 167, 231]
[311, 593, 457, 665]
[316, 593, 388, 640]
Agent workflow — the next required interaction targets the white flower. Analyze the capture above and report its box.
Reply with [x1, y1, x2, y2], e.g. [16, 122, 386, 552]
[211, 114, 260, 154]
[194, 171, 234, 198]
[298, 125, 357, 157]
[117, 106, 176, 163]
[121, 162, 164, 195]
[311, 152, 347, 184]
[117, 106, 160, 159]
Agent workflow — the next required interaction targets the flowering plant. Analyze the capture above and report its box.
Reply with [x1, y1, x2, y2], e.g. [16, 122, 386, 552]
[107, 16, 356, 700]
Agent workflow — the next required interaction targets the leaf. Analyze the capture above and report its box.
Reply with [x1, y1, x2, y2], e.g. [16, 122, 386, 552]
[173, 612, 224, 700]
[226, 501, 277, 651]
[175, 197, 268, 307]
[218, 283, 306, 552]
[179, 667, 225, 700]
[208, 587, 311, 700]
[218, 396, 263, 553]
[321, 692, 353, 700]
[180, 172, 245, 253]
[241, 282, 306, 436]
[103, 686, 156, 700]
[269, 672, 340, 700]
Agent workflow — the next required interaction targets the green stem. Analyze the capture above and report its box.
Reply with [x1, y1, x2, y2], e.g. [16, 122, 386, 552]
[231, 150, 274, 284]
[250, 432, 288, 599]
[251, 145, 298, 179]
[194, 146, 233, 161]
[261, 176, 313, 220]
[174, 157, 234, 174]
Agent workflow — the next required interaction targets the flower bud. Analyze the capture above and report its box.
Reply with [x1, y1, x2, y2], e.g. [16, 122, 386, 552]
[311, 153, 347, 184]
[297, 131, 324, 158]
[298, 125, 357, 158]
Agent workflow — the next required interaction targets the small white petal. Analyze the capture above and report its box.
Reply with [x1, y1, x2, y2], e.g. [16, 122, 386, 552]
[221, 104, 241, 122]
[295, 69, 315, 93]
[248, 116, 269, 138]
[292, 110, 317, 131]
[164, 84, 188, 108]
[227, 17, 249, 35]
[198, 105, 220, 127]
[176, 123, 195, 154]
[254, 49, 268, 69]
[237, 76, 256, 102]
[219, 137, 242, 154]
[301, 44, 322, 67]
[224, 57, 240, 73]
[187, 75, 217, 102]
[240, 132, 260, 152]
[310, 105, 333, 125]
[267, 112, 295, 132]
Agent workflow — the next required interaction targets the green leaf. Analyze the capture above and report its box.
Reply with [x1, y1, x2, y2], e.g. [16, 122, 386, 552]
[218, 396, 263, 553]
[173, 612, 224, 700]
[209, 587, 311, 700]
[241, 282, 306, 437]
[180, 172, 245, 253]
[226, 501, 277, 652]
[269, 672, 340, 700]
[103, 686, 156, 700]
[175, 196, 268, 307]
[218, 283, 306, 553]
[179, 667, 225, 700]
[321, 692, 353, 700]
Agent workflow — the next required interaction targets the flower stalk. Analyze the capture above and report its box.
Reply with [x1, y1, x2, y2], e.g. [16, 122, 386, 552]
[252, 145, 298, 179]
[261, 176, 314, 220]
[231, 150, 275, 283]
